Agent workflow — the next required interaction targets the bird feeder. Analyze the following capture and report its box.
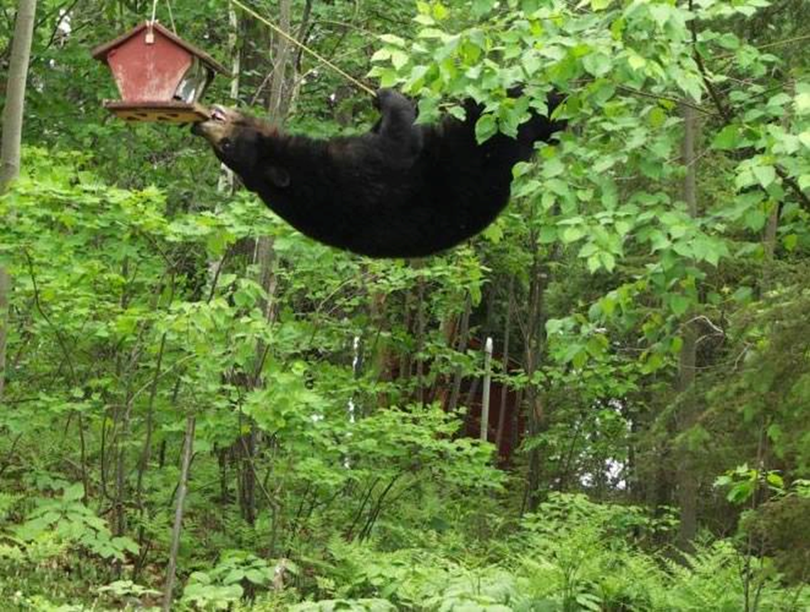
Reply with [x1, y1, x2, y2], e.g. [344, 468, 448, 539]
[91, 21, 227, 123]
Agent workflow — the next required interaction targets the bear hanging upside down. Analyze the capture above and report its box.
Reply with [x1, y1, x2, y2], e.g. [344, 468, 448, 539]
[192, 89, 565, 258]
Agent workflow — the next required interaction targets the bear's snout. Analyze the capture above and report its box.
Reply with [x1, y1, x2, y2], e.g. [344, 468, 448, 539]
[192, 105, 241, 145]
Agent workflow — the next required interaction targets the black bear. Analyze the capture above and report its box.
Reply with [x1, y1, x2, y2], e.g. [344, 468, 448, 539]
[193, 89, 565, 258]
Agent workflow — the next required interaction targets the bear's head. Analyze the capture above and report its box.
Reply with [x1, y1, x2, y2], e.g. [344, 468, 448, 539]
[193, 106, 289, 188]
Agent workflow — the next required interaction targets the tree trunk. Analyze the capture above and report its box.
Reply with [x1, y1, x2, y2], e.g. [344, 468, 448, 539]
[0, 269, 8, 401]
[400, 289, 413, 383]
[762, 82, 792, 286]
[523, 250, 547, 512]
[0, 0, 35, 190]
[162, 415, 196, 611]
[0, 0, 37, 400]
[676, 102, 699, 549]
[415, 269, 426, 407]
[237, 0, 294, 526]
[267, 0, 293, 120]
[217, 3, 241, 194]
[446, 293, 472, 413]
[495, 277, 515, 454]
[237, 233, 278, 525]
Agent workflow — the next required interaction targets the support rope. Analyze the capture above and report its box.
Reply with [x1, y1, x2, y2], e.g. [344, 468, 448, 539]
[149, 0, 177, 32]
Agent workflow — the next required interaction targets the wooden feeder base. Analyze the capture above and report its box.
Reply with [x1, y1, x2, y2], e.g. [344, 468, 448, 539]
[103, 100, 211, 123]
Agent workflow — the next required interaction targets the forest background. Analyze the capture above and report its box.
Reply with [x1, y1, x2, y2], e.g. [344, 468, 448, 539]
[0, 0, 809, 609]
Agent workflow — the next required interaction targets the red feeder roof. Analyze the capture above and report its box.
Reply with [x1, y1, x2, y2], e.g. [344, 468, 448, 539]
[91, 22, 227, 103]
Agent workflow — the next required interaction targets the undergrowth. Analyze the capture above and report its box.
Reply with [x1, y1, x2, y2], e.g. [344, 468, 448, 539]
[1, 493, 807, 611]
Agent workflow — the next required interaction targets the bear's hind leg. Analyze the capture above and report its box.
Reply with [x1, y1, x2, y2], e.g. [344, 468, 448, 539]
[373, 89, 424, 160]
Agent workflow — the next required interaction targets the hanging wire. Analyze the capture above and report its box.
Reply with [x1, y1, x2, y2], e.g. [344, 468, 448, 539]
[229, 0, 376, 97]
[149, 0, 177, 32]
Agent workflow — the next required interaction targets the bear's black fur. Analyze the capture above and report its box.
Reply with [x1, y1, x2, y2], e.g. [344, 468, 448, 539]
[193, 89, 565, 258]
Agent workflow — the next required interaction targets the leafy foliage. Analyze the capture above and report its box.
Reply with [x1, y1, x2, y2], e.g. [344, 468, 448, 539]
[1, 0, 809, 608]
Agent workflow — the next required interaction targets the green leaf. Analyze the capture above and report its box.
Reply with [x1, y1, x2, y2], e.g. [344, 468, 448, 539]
[113, 536, 139, 554]
[648, 4, 671, 27]
[562, 226, 586, 243]
[538, 226, 557, 243]
[245, 569, 268, 585]
[522, 52, 542, 76]
[370, 49, 391, 62]
[223, 569, 245, 585]
[475, 114, 497, 143]
[795, 92, 810, 114]
[545, 318, 565, 336]
[716, 33, 740, 50]
[379, 34, 406, 46]
[743, 208, 766, 231]
[712, 125, 740, 150]
[670, 294, 691, 316]
[648, 107, 666, 128]
[600, 252, 616, 272]
[482, 221, 503, 244]
[728, 482, 753, 504]
[627, 51, 646, 71]
[375, 68, 399, 88]
[732, 286, 753, 303]
[432, 2, 448, 20]
[582, 53, 611, 77]
[472, 0, 496, 16]
[752, 165, 776, 188]
[578, 242, 598, 258]
[63, 483, 85, 502]
[572, 347, 589, 369]
[766, 472, 784, 489]
[390, 50, 409, 70]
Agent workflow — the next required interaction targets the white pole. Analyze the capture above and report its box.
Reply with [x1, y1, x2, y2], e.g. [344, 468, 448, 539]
[480, 337, 493, 442]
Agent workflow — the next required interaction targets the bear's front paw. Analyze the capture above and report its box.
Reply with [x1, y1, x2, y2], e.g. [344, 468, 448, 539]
[374, 88, 398, 110]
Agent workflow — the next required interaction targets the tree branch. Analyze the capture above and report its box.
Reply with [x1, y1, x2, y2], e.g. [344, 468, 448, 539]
[616, 86, 714, 116]
[688, 3, 810, 211]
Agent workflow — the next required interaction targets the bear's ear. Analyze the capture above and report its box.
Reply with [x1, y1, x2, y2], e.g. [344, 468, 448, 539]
[266, 166, 291, 188]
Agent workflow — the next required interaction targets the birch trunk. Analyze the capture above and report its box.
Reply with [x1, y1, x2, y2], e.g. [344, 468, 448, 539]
[0, 0, 37, 401]
[217, 4, 241, 194]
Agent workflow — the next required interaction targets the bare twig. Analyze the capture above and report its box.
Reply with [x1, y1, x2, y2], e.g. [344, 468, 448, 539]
[0, 433, 23, 478]
[714, 33, 810, 61]
[616, 86, 714, 116]
[23, 250, 77, 382]
[689, 33, 733, 121]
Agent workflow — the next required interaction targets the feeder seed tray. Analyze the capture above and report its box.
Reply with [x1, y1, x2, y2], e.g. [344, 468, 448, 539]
[104, 100, 211, 123]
